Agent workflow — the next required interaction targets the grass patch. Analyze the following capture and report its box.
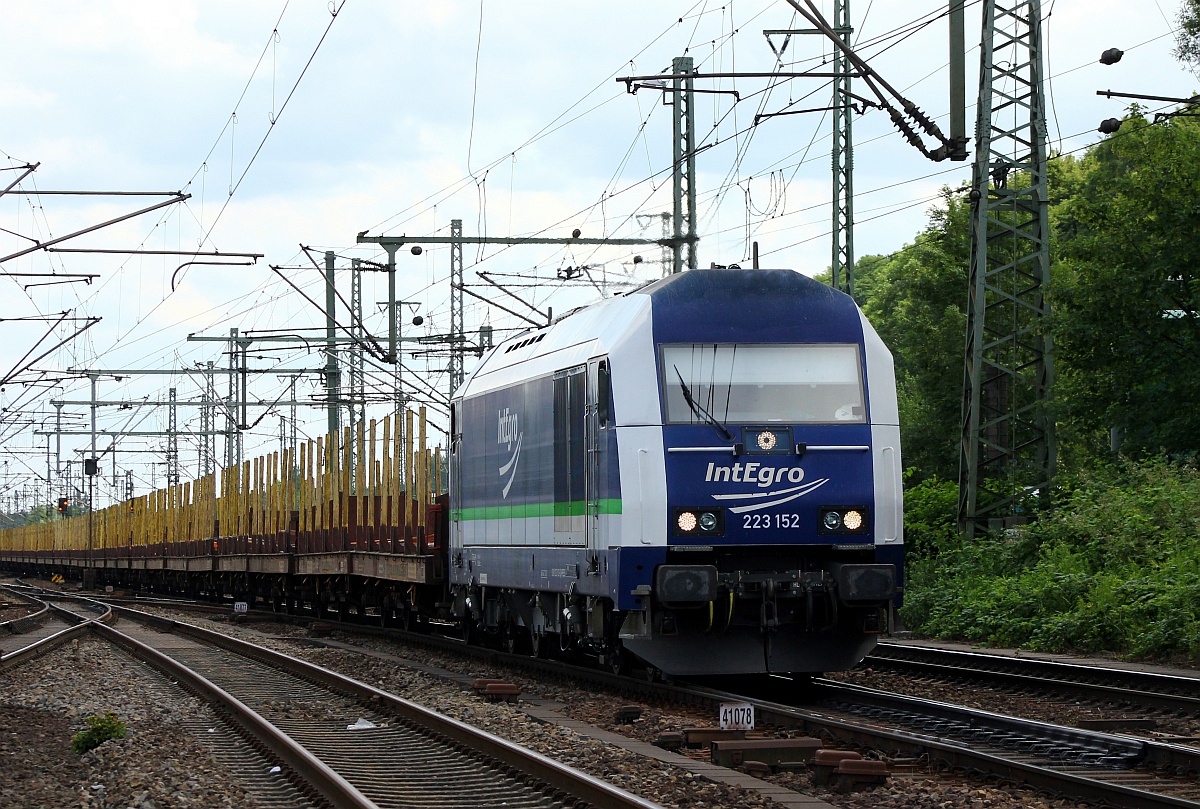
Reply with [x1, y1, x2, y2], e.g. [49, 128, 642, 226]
[72, 712, 127, 754]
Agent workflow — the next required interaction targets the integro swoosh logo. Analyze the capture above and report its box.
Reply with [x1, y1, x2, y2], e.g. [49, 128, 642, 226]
[497, 408, 522, 498]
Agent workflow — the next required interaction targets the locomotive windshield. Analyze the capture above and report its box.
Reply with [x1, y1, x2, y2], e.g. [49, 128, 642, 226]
[661, 343, 865, 424]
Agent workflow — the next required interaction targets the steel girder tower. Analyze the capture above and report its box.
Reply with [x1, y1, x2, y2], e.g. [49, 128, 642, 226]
[671, 56, 697, 274]
[199, 361, 216, 479]
[831, 0, 854, 295]
[225, 329, 240, 471]
[449, 218, 465, 393]
[323, 251, 343, 442]
[166, 387, 179, 486]
[349, 259, 367, 492]
[350, 259, 366, 429]
[959, 0, 1055, 539]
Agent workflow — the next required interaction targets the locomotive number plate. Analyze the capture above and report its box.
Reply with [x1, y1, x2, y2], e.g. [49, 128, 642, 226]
[719, 702, 755, 730]
[742, 513, 802, 529]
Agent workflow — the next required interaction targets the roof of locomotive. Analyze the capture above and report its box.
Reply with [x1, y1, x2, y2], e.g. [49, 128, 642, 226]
[456, 268, 865, 398]
[637, 268, 862, 344]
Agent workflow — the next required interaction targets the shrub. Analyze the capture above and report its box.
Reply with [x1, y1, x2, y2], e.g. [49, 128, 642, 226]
[72, 712, 127, 754]
[901, 457, 1200, 662]
[901, 471, 959, 561]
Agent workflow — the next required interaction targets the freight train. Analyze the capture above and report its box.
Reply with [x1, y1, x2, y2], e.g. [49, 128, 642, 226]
[0, 268, 902, 677]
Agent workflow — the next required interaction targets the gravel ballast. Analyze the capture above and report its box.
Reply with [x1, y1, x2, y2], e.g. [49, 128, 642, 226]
[2, 601, 1121, 809]
[139, 610, 1099, 809]
[0, 637, 264, 809]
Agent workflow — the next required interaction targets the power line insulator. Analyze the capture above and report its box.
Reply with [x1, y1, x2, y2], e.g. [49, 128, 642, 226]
[1099, 48, 1124, 65]
[1098, 118, 1122, 134]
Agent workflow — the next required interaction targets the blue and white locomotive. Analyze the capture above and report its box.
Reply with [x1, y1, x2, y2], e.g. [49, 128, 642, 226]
[448, 268, 902, 676]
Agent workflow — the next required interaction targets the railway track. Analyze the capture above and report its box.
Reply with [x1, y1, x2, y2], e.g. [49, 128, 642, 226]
[39, 600, 663, 809]
[0, 583, 106, 666]
[792, 677, 1200, 807]
[182, 603, 1200, 809]
[864, 641, 1200, 719]
[57, 592, 1200, 808]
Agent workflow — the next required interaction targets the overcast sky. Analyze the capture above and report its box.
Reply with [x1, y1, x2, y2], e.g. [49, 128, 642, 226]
[0, 0, 1191, 505]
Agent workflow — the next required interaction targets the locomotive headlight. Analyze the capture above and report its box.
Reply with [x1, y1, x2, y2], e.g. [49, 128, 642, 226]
[677, 511, 698, 532]
[818, 506, 870, 534]
[673, 507, 725, 537]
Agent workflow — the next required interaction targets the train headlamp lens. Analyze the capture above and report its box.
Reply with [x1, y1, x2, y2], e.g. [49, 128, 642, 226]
[756, 430, 777, 451]
[677, 511, 698, 532]
[822, 511, 842, 530]
[674, 507, 724, 537]
[843, 510, 864, 531]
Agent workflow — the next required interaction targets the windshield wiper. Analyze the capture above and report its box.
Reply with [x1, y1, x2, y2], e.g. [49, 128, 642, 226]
[674, 366, 732, 440]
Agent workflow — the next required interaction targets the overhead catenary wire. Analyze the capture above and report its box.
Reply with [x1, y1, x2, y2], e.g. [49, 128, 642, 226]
[2, 2, 1187, 503]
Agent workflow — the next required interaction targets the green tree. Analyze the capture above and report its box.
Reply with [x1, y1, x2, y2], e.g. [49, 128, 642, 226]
[1173, 0, 1200, 69]
[854, 189, 972, 481]
[1051, 112, 1200, 458]
[25, 504, 59, 524]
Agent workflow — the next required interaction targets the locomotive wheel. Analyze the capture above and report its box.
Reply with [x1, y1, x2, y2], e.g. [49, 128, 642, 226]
[502, 627, 527, 655]
[528, 628, 545, 658]
[607, 648, 629, 676]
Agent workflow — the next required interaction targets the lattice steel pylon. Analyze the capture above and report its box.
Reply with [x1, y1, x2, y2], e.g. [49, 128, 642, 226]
[671, 56, 697, 274]
[449, 218, 465, 394]
[350, 260, 366, 428]
[830, 0, 854, 295]
[166, 387, 179, 486]
[349, 259, 366, 492]
[199, 361, 215, 478]
[959, 0, 1055, 539]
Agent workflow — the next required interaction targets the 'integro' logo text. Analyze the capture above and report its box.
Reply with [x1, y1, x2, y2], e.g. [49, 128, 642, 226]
[705, 462, 805, 488]
[497, 408, 522, 498]
[705, 461, 828, 514]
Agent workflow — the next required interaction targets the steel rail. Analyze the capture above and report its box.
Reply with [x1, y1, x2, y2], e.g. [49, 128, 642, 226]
[673, 679, 1200, 809]
[108, 604, 663, 809]
[0, 621, 94, 671]
[869, 642, 1200, 713]
[93, 617, 380, 809]
[0, 584, 51, 633]
[0, 593, 110, 670]
[93, 600, 1200, 807]
[815, 678, 1145, 764]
